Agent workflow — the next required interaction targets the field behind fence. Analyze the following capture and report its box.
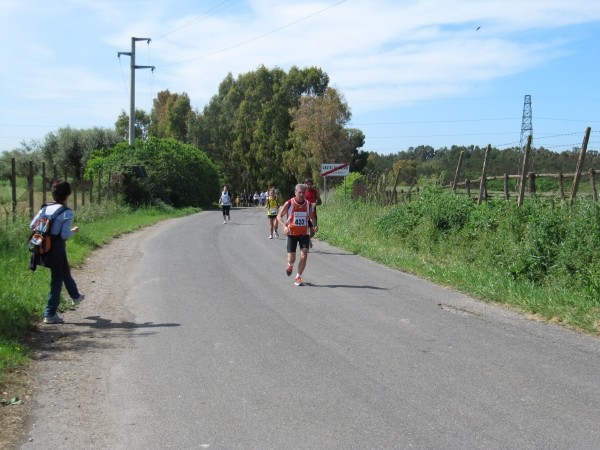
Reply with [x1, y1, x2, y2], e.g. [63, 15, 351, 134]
[1, 159, 122, 223]
[355, 128, 598, 206]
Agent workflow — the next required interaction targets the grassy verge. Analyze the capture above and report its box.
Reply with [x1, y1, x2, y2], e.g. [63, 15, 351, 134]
[318, 191, 600, 336]
[0, 202, 198, 387]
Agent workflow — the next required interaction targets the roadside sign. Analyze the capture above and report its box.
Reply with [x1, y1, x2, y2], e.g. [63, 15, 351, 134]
[320, 163, 350, 177]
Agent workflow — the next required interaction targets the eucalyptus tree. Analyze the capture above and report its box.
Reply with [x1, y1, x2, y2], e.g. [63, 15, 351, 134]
[115, 109, 151, 141]
[149, 90, 193, 141]
[286, 87, 363, 182]
[196, 66, 331, 194]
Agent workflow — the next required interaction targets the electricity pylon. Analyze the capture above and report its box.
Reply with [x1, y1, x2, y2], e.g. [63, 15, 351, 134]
[518, 94, 533, 175]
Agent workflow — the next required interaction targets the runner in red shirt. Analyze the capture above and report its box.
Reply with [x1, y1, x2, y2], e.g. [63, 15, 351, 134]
[277, 183, 318, 286]
[304, 179, 322, 248]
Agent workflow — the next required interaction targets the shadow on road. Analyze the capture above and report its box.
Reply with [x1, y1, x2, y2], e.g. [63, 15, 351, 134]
[306, 283, 388, 290]
[76, 316, 180, 329]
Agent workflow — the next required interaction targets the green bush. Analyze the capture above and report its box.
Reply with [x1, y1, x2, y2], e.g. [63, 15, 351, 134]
[418, 184, 474, 232]
[86, 138, 220, 208]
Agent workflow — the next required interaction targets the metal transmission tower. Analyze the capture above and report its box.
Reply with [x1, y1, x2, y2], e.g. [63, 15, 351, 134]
[118, 37, 155, 145]
[518, 94, 533, 174]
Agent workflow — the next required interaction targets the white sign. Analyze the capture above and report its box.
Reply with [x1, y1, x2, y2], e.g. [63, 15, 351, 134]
[320, 163, 350, 177]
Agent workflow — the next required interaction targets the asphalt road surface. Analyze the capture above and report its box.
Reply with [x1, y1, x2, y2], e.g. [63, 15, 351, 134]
[22, 207, 600, 449]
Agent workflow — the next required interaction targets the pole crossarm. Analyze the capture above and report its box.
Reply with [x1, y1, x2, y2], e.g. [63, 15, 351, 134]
[117, 37, 155, 145]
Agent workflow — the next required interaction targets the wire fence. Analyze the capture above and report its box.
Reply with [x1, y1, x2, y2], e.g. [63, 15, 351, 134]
[354, 128, 598, 206]
[1, 159, 122, 224]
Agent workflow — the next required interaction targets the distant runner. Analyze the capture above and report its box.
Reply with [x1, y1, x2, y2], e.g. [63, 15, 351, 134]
[265, 188, 280, 239]
[218, 185, 232, 224]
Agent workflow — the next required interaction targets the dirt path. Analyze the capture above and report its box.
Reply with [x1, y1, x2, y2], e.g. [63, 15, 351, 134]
[3, 221, 170, 449]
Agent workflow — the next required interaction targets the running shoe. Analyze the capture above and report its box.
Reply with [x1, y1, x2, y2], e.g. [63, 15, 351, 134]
[269, 235, 273, 239]
[43, 314, 64, 324]
[72, 292, 85, 305]
[275, 231, 279, 238]
[294, 275, 305, 286]
[286, 264, 293, 276]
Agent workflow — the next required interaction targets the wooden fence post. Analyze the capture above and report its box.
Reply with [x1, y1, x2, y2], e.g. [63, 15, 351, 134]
[98, 171, 102, 205]
[73, 180, 78, 210]
[590, 168, 597, 202]
[570, 126, 591, 205]
[81, 177, 86, 207]
[28, 161, 34, 218]
[558, 173, 564, 199]
[107, 172, 112, 201]
[452, 151, 464, 193]
[89, 178, 94, 205]
[42, 162, 47, 205]
[11, 158, 17, 220]
[477, 145, 491, 205]
[465, 178, 471, 198]
[518, 135, 532, 207]
[392, 169, 401, 204]
[528, 172, 536, 195]
[503, 174, 509, 200]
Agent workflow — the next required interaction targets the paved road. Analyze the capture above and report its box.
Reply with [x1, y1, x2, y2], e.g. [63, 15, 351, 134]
[26, 207, 600, 449]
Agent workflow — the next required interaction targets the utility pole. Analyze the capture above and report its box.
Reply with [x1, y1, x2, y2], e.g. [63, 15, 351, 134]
[118, 37, 155, 145]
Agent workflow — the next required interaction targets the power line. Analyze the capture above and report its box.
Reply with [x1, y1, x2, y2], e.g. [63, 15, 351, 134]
[160, 0, 348, 67]
[154, 0, 240, 40]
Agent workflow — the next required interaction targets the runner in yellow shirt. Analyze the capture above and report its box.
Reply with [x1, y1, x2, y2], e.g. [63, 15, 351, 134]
[265, 188, 280, 239]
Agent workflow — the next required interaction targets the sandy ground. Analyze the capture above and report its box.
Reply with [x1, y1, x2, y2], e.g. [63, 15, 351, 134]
[2, 222, 168, 450]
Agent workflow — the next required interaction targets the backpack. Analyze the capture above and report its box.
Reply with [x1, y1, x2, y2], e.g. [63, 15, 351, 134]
[29, 204, 67, 259]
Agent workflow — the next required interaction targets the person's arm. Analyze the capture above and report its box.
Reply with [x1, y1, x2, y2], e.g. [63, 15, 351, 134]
[309, 204, 318, 233]
[30, 209, 42, 230]
[277, 201, 289, 234]
[60, 209, 77, 240]
[316, 190, 322, 205]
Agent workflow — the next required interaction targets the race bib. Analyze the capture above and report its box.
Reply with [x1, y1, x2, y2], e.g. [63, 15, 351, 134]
[293, 212, 307, 226]
[268, 208, 277, 215]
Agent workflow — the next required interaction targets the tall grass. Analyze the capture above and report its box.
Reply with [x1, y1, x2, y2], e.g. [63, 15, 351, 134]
[0, 201, 197, 382]
[319, 183, 600, 335]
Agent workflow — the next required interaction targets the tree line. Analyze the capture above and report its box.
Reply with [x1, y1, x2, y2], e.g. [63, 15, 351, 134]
[2, 63, 596, 207]
[2, 65, 368, 205]
[362, 143, 600, 187]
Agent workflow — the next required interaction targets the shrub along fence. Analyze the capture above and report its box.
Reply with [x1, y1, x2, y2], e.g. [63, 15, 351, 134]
[356, 127, 597, 206]
[1, 158, 122, 223]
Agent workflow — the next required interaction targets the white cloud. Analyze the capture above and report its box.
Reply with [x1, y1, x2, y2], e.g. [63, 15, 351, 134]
[2, 0, 600, 152]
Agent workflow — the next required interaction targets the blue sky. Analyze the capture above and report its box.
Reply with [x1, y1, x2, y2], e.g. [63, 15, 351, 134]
[1, 0, 599, 155]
